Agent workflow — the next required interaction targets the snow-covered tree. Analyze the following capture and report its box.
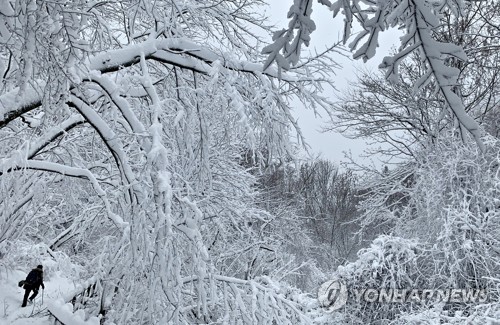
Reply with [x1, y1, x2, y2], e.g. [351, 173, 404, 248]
[0, 0, 339, 323]
[325, 0, 500, 160]
[327, 65, 447, 159]
[266, 0, 485, 148]
[338, 136, 500, 322]
[255, 159, 361, 291]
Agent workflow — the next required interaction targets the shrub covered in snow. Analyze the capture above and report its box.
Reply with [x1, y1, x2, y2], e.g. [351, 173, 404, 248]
[326, 235, 427, 322]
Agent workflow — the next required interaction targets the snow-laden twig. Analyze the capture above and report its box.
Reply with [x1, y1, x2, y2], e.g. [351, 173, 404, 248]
[181, 274, 312, 324]
[2, 159, 128, 230]
[87, 73, 151, 152]
[68, 94, 139, 200]
[90, 37, 312, 82]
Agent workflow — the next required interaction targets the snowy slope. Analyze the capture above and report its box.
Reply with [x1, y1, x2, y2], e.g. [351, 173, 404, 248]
[0, 269, 80, 325]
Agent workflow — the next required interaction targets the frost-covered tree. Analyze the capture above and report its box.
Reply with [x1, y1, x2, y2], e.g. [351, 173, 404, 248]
[325, 0, 500, 160]
[335, 136, 500, 323]
[327, 65, 447, 159]
[360, 136, 500, 286]
[255, 159, 361, 290]
[0, 0, 339, 323]
[312, 132, 500, 324]
[266, 0, 485, 148]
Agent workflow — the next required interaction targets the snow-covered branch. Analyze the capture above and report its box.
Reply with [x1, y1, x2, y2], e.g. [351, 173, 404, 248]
[0, 84, 43, 128]
[27, 115, 85, 159]
[1, 159, 127, 230]
[90, 37, 307, 82]
[267, 0, 485, 148]
[68, 94, 138, 194]
[181, 274, 312, 324]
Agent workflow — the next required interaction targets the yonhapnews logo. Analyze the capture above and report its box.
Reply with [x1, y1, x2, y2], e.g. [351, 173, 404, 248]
[318, 279, 488, 312]
[317, 279, 348, 312]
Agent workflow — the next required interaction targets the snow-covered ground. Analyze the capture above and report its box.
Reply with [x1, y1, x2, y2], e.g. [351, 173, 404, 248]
[0, 269, 89, 324]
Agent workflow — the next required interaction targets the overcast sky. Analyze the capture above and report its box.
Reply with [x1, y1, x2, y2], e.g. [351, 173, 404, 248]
[264, 2, 400, 168]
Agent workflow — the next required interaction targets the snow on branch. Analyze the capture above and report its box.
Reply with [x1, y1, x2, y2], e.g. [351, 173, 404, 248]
[267, 0, 484, 148]
[48, 299, 100, 325]
[0, 159, 128, 229]
[262, 0, 316, 75]
[0, 83, 43, 128]
[90, 37, 302, 82]
[400, 0, 483, 149]
[88, 73, 151, 152]
[181, 274, 312, 324]
[0, 114, 85, 176]
[0, 37, 319, 129]
[68, 94, 139, 193]
[26, 115, 85, 159]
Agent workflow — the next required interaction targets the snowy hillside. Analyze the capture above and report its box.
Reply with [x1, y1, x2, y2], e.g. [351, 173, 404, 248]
[0, 268, 99, 324]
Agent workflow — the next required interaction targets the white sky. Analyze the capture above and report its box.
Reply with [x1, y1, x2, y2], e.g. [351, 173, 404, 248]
[264, 2, 400, 168]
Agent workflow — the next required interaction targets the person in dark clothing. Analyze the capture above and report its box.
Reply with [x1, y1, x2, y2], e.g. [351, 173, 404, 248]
[21, 265, 45, 307]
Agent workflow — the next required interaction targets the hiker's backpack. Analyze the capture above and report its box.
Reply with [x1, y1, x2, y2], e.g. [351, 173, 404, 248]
[25, 269, 40, 285]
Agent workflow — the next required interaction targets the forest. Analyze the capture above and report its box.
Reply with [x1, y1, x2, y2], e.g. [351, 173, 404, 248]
[0, 0, 499, 324]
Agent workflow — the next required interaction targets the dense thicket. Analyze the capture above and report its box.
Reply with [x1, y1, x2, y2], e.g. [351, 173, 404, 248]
[254, 159, 361, 290]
